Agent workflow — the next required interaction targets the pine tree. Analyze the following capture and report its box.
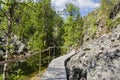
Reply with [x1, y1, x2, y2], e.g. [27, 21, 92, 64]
[63, 3, 83, 48]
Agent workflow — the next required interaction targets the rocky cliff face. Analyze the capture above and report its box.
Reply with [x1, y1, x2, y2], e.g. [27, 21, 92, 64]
[66, 24, 120, 80]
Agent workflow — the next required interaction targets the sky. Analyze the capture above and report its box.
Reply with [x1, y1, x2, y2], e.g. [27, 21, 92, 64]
[51, 0, 100, 17]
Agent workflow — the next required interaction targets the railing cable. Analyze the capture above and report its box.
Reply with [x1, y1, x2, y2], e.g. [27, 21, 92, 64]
[0, 46, 70, 65]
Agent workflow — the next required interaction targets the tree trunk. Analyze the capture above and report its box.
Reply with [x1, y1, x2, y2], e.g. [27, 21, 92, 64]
[2, 1, 15, 79]
[3, 16, 12, 80]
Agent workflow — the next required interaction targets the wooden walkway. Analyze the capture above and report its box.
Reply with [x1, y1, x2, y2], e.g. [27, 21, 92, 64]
[41, 49, 75, 80]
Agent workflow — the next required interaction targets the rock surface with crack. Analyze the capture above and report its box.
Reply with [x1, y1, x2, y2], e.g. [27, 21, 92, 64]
[66, 24, 120, 80]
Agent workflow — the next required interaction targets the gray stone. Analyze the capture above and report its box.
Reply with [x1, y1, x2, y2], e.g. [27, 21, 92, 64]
[66, 24, 120, 80]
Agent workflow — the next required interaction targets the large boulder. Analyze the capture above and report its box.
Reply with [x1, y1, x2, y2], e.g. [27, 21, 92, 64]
[0, 34, 28, 58]
[66, 24, 120, 80]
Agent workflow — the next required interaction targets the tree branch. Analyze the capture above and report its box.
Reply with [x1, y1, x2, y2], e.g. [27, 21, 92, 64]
[0, 9, 10, 20]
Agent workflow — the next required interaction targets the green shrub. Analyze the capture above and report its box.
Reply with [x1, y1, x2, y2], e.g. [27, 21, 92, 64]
[0, 74, 3, 80]
[9, 69, 25, 80]
[107, 18, 120, 30]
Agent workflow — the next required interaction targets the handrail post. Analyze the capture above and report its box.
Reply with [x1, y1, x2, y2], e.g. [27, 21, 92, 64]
[53, 46, 55, 59]
[48, 47, 50, 64]
[39, 52, 41, 76]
